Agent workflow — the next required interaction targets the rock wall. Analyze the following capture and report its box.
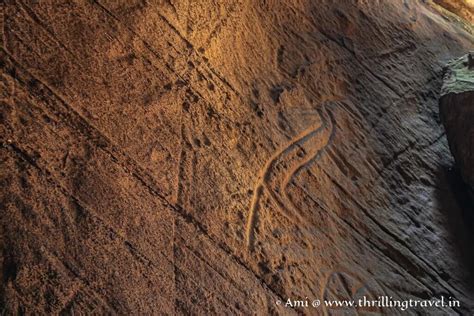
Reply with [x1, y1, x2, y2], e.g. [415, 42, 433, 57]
[434, 0, 474, 22]
[1, 0, 474, 314]
[440, 53, 474, 197]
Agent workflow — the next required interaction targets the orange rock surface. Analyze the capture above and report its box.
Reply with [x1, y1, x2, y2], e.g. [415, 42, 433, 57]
[1, 1, 473, 314]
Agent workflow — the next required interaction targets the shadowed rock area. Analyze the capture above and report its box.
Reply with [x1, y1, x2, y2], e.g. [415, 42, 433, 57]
[440, 53, 474, 195]
[1, 0, 474, 314]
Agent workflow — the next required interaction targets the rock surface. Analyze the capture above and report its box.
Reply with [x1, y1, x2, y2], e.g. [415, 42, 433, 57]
[434, 0, 474, 22]
[1, 0, 474, 315]
[440, 53, 474, 193]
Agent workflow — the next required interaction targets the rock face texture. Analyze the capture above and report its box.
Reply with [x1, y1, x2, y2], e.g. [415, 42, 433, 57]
[1, 0, 474, 315]
[434, 0, 474, 22]
[440, 53, 474, 195]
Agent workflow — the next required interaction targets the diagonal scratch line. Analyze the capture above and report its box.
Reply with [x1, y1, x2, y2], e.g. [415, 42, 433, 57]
[91, 0, 244, 102]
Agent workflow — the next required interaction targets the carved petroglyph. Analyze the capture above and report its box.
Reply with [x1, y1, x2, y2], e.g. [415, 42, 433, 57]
[245, 101, 339, 251]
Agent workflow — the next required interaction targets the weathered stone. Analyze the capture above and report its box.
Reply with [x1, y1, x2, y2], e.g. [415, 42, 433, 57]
[434, 0, 474, 22]
[1, 1, 474, 314]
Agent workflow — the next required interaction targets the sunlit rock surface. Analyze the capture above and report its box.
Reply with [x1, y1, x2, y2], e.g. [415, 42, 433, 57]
[1, 1, 474, 314]
[434, 0, 474, 22]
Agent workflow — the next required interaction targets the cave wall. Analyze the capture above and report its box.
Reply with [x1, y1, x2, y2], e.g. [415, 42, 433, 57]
[1, 0, 474, 314]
